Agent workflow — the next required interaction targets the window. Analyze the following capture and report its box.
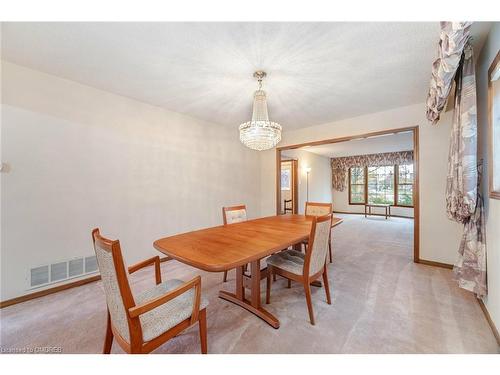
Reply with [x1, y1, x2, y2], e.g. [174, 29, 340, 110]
[367, 166, 394, 205]
[348, 163, 414, 207]
[349, 167, 365, 204]
[489, 50, 500, 199]
[396, 164, 414, 206]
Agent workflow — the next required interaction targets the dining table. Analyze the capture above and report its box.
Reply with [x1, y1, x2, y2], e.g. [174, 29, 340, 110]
[153, 214, 343, 329]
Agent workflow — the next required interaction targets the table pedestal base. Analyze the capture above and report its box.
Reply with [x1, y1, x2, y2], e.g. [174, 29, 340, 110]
[218, 260, 280, 329]
[218, 290, 279, 329]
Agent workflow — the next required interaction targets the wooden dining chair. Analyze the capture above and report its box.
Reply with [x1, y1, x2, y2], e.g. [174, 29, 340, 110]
[265, 214, 333, 325]
[303, 202, 333, 263]
[92, 228, 208, 354]
[221, 205, 247, 282]
[221, 205, 268, 284]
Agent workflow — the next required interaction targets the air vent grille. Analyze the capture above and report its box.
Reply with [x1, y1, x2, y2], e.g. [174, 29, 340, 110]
[85, 256, 98, 273]
[68, 258, 84, 278]
[29, 255, 99, 290]
[31, 265, 49, 287]
[50, 262, 68, 282]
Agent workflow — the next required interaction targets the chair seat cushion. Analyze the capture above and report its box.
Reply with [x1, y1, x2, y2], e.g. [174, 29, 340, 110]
[136, 279, 209, 342]
[266, 249, 305, 276]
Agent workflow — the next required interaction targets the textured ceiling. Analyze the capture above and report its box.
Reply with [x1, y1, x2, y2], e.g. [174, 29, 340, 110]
[292, 131, 414, 158]
[0, 22, 491, 130]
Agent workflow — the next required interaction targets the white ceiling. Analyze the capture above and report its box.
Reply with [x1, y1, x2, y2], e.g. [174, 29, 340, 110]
[0, 22, 491, 130]
[294, 131, 414, 158]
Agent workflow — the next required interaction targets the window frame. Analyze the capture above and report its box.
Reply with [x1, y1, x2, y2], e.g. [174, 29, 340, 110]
[366, 165, 396, 206]
[348, 164, 414, 208]
[488, 49, 500, 200]
[395, 164, 414, 207]
[348, 166, 367, 205]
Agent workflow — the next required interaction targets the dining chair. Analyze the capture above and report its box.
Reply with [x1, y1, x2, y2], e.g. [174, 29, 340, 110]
[303, 202, 333, 263]
[284, 199, 293, 214]
[221, 205, 268, 284]
[265, 214, 332, 325]
[222, 205, 247, 282]
[92, 228, 208, 354]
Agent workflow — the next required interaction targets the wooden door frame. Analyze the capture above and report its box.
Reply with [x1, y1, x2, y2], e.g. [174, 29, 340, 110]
[280, 158, 299, 214]
[275, 126, 420, 263]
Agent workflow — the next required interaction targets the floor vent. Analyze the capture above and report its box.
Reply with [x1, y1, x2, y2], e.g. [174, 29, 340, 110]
[29, 255, 98, 289]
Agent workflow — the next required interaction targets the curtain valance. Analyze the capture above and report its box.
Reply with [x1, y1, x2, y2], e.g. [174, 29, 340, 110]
[330, 151, 413, 191]
[426, 22, 472, 125]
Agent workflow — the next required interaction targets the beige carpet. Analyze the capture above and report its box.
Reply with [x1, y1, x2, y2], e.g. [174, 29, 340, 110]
[1, 214, 498, 353]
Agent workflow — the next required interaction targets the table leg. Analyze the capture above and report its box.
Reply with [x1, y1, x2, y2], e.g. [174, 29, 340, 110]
[236, 265, 244, 300]
[219, 259, 280, 329]
[251, 260, 261, 307]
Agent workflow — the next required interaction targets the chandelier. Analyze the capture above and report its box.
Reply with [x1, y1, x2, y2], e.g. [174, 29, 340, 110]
[239, 71, 282, 151]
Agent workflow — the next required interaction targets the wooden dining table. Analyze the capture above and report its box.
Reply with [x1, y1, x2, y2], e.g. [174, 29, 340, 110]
[153, 214, 343, 329]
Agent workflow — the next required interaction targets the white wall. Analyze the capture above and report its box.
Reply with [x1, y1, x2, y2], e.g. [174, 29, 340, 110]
[261, 102, 463, 264]
[281, 149, 332, 214]
[0, 62, 261, 301]
[476, 23, 500, 336]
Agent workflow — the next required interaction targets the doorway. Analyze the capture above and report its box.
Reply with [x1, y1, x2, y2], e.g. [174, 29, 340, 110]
[275, 126, 420, 263]
[280, 159, 298, 214]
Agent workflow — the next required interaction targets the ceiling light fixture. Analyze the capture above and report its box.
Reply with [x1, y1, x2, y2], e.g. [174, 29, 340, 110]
[239, 71, 282, 151]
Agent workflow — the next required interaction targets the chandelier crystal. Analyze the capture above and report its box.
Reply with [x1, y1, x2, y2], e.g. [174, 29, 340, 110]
[239, 71, 282, 151]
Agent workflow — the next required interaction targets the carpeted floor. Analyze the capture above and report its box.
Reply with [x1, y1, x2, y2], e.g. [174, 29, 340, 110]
[1, 214, 498, 353]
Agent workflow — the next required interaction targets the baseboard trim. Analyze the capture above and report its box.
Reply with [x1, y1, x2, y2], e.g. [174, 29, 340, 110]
[0, 256, 172, 309]
[416, 259, 453, 269]
[0, 275, 101, 309]
[478, 298, 500, 347]
[333, 210, 414, 219]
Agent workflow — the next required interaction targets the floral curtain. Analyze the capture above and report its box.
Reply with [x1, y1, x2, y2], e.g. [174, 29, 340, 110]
[426, 21, 487, 297]
[454, 184, 487, 297]
[426, 22, 472, 124]
[445, 41, 487, 297]
[446, 43, 478, 222]
[330, 151, 413, 191]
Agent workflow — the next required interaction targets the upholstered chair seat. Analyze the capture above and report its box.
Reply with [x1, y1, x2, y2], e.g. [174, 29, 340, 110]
[136, 280, 209, 342]
[266, 250, 305, 276]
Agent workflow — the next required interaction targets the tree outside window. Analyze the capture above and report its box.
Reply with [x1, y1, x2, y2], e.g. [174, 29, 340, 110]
[397, 164, 414, 206]
[367, 166, 394, 205]
[349, 167, 365, 204]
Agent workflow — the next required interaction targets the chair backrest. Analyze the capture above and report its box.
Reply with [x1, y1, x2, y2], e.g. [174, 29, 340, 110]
[222, 205, 247, 224]
[305, 202, 332, 217]
[304, 215, 332, 277]
[92, 228, 137, 343]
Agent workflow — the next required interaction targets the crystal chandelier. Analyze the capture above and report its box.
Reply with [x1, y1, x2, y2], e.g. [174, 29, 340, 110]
[239, 71, 282, 151]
